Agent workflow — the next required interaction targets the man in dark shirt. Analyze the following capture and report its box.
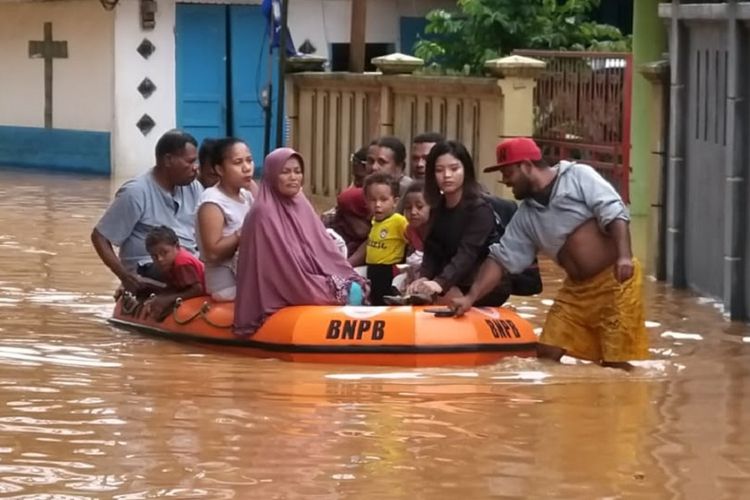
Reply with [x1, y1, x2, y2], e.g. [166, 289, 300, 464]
[409, 132, 443, 180]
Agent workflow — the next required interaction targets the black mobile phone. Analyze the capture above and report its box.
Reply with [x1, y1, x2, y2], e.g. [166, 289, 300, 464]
[424, 307, 456, 318]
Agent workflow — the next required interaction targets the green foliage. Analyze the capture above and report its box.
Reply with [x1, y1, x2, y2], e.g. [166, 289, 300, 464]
[414, 0, 630, 75]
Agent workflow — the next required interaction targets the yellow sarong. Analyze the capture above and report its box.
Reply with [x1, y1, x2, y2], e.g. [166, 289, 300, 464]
[540, 259, 649, 362]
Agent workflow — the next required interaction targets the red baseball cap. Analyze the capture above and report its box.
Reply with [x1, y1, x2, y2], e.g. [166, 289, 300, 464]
[484, 137, 542, 172]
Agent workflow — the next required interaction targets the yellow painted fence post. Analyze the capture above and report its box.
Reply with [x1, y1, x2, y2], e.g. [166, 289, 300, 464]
[638, 59, 670, 278]
[483, 55, 546, 198]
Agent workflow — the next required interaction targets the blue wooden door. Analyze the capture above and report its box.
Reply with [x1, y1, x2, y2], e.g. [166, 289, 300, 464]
[176, 4, 228, 145]
[229, 4, 277, 169]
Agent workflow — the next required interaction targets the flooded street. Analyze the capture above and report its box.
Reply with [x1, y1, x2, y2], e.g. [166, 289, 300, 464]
[0, 169, 748, 499]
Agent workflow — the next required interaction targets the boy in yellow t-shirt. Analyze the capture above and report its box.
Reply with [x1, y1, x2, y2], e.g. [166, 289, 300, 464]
[364, 172, 409, 305]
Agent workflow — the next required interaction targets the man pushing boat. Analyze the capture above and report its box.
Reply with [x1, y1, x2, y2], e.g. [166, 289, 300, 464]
[451, 138, 649, 370]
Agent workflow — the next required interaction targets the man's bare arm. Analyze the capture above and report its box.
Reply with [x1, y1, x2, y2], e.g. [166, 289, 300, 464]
[348, 241, 367, 267]
[451, 258, 506, 316]
[607, 219, 632, 259]
[607, 219, 634, 282]
[91, 228, 146, 292]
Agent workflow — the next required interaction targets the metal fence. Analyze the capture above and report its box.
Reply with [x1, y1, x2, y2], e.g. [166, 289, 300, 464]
[513, 49, 633, 202]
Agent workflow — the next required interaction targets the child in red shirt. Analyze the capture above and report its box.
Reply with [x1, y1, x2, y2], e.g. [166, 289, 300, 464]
[401, 181, 430, 291]
[143, 225, 205, 320]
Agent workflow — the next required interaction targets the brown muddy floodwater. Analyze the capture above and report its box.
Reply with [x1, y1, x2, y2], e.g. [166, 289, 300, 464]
[0, 169, 748, 499]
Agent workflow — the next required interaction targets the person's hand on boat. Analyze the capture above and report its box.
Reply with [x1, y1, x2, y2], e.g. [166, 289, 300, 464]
[144, 295, 174, 322]
[407, 278, 442, 296]
[119, 272, 151, 295]
[413, 280, 443, 297]
[406, 278, 425, 295]
[450, 295, 474, 317]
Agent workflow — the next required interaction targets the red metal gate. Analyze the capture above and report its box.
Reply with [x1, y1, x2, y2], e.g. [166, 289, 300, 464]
[513, 50, 633, 202]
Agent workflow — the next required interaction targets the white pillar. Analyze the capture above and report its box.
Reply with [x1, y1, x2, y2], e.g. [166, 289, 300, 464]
[112, 0, 176, 180]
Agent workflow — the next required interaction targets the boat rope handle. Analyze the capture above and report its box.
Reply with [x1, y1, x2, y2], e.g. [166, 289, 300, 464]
[199, 307, 233, 329]
[171, 298, 209, 325]
[121, 293, 141, 316]
[121, 299, 138, 316]
[170, 299, 233, 329]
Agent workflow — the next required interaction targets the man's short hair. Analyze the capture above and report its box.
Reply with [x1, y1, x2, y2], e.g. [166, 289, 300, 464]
[155, 129, 198, 161]
[413, 132, 444, 145]
[376, 136, 406, 166]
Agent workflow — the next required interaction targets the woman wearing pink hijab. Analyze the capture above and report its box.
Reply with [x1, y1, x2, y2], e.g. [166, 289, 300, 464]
[234, 147, 368, 335]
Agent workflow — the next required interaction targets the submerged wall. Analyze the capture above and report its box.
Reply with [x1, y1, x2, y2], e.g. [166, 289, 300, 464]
[0, 0, 114, 173]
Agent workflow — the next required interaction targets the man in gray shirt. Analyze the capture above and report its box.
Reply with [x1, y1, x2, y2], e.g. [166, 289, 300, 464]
[91, 129, 203, 294]
[452, 137, 648, 370]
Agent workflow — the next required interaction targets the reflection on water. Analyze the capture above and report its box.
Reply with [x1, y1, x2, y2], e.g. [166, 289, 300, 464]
[0, 168, 748, 498]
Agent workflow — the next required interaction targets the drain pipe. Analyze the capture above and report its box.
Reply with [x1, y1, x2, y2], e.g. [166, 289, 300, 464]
[656, 60, 670, 282]
[641, 56, 670, 282]
[724, 0, 746, 319]
[275, 0, 289, 148]
[666, 2, 688, 289]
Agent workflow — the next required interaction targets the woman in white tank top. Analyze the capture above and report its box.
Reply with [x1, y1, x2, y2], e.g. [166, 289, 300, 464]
[196, 138, 258, 301]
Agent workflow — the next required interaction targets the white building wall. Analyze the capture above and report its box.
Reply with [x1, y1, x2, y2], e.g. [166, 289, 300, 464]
[112, 0, 177, 179]
[110, 0, 449, 178]
[0, 0, 454, 179]
[0, 0, 450, 177]
[0, 0, 113, 131]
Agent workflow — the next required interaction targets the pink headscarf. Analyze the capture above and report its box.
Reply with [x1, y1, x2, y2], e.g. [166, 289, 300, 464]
[234, 147, 365, 335]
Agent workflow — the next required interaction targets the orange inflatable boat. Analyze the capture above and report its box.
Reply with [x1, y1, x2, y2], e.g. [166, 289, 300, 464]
[109, 297, 538, 367]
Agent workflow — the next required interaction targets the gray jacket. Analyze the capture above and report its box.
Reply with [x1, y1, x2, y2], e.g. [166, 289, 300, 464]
[95, 169, 203, 270]
[488, 161, 629, 273]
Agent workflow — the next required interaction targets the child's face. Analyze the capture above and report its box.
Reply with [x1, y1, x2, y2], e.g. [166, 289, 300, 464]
[148, 242, 179, 272]
[403, 191, 430, 228]
[366, 183, 397, 222]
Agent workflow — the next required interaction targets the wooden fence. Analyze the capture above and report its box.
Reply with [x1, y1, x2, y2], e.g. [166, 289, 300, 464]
[285, 68, 540, 206]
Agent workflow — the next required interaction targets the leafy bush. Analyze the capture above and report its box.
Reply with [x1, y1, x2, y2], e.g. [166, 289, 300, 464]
[414, 0, 630, 75]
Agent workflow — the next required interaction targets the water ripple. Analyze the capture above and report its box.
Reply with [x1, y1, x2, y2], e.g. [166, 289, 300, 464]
[0, 170, 748, 497]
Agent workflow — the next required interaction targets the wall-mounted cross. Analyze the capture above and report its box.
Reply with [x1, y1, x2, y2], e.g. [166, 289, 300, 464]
[29, 22, 68, 129]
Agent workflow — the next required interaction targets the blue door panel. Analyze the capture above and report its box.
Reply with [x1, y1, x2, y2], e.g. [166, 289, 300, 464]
[176, 3, 279, 167]
[229, 4, 278, 169]
[176, 4, 228, 145]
